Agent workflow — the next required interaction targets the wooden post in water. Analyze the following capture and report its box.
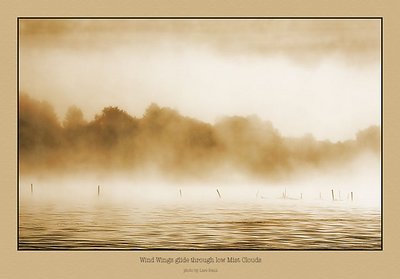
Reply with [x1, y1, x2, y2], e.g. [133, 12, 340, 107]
[300, 193, 303, 200]
[30, 183, 33, 193]
[331, 189, 335, 201]
[216, 189, 221, 198]
[284, 188, 287, 199]
[97, 185, 100, 196]
[180, 189, 182, 198]
[351, 192, 354, 201]
[319, 192, 322, 200]
[339, 191, 341, 201]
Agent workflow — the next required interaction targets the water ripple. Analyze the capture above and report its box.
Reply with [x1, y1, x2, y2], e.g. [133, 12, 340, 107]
[19, 202, 381, 250]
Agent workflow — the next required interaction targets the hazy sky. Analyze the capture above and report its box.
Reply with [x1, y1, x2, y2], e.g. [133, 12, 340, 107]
[19, 19, 381, 142]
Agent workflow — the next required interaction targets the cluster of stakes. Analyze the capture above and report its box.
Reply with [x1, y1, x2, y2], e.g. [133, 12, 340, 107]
[28, 184, 354, 201]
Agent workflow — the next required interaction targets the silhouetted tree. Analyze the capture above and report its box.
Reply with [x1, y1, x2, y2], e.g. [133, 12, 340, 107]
[63, 105, 86, 129]
[20, 94, 62, 150]
[88, 106, 139, 148]
[356, 125, 380, 153]
[63, 105, 87, 146]
[19, 94, 63, 171]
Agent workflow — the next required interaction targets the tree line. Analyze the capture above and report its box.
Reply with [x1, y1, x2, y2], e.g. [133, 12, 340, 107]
[19, 94, 380, 179]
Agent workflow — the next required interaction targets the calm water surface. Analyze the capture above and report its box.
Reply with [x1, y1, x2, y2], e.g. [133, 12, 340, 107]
[19, 195, 381, 250]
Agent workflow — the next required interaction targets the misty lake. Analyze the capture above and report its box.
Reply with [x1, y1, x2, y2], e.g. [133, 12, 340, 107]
[19, 187, 381, 250]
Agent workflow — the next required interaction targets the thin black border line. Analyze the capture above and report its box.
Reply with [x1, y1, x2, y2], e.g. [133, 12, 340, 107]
[17, 16, 383, 20]
[380, 17, 384, 250]
[17, 16, 384, 252]
[16, 17, 19, 250]
[18, 248, 382, 251]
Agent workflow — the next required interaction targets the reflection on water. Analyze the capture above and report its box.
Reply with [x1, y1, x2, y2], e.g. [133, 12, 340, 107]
[19, 197, 381, 250]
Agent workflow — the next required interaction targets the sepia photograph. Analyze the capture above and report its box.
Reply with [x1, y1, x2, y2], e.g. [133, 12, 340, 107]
[18, 18, 382, 250]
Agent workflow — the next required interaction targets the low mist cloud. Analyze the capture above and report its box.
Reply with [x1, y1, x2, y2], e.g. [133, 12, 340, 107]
[19, 94, 381, 182]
